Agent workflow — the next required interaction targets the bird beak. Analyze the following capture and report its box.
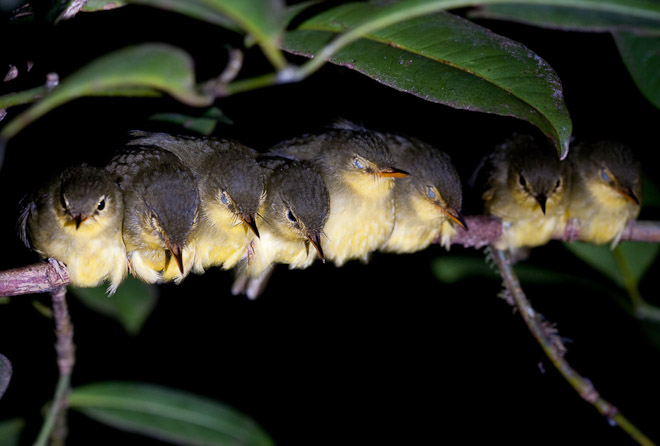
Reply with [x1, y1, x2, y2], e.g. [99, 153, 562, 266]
[377, 167, 409, 178]
[306, 232, 325, 263]
[74, 214, 89, 230]
[442, 207, 468, 231]
[241, 214, 260, 238]
[618, 187, 640, 205]
[535, 193, 547, 215]
[168, 243, 185, 274]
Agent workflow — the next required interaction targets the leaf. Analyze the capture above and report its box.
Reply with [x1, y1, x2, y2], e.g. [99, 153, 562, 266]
[0, 43, 213, 140]
[0, 354, 11, 400]
[69, 382, 274, 446]
[127, 0, 288, 69]
[562, 241, 660, 289]
[150, 106, 234, 136]
[613, 32, 660, 110]
[469, 3, 660, 35]
[82, 0, 127, 12]
[285, 4, 572, 157]
[0, 418, 24, 446]
[69, 276, 158, 336]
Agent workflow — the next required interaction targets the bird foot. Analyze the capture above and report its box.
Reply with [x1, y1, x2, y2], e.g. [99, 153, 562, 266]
[48, 258, 68, 283]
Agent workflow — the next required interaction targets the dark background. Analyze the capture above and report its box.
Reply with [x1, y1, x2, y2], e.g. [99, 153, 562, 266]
[1, 3, 660, 445]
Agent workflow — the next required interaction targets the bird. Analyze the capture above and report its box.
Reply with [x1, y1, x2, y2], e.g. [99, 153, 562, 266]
[127, 131, 264, 273]
[232, 157, 329, 298]
[269, 128, 408, 266]
[566, 141, 641, 247]
[377, 133, 467, 253]
[477, 133, 569, 250]
[18, 164, 127, 294]
[105, 144, 199, 284]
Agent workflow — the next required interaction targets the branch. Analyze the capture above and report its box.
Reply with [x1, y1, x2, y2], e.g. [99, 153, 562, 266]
[34, 286, 75, 446]
[2, 219, 660, 297]
[491, 247, 654, 446]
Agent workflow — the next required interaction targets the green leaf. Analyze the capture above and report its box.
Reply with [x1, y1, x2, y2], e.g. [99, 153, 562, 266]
[69, 382, 274, 446]
[613, 32, 660, 110]
[285, 4, 572, 157]
[0, 354, 11, 400]
[82, 0, 127, 12]
[150, 106, 234, 136]
[642, 173, 660, 207]
[0, 43, 213, 140]
[69, 277, 158, 336]
[0, 418, 24, 446]
[562, 241, 660, 288]
[127, 0, 288, 69]
[469, 3, 660, 35]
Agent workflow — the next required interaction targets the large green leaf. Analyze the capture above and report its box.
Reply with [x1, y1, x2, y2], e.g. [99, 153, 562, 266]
[69, 382, 274, 446]
[469, 3, 660, 35]
[69, 277, 158, 336]
[127, 0, 288, 69]
[563, 242, 660, 288]
[0, 43, 212, 140]
[0, 418, 24, 446]
[613, 33, 660, 110]
[0, 353, 11, 400]
[285, 4, 572, 157]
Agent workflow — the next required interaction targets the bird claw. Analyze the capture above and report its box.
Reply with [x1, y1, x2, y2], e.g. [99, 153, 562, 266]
[48, 258, 68, 283]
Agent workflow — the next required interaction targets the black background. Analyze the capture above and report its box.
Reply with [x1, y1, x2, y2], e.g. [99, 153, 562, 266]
[1, 2, 660, 445]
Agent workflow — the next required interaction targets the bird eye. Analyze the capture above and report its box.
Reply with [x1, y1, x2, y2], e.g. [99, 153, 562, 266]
[601, 168, 611, 183]
[354, 157, 364, 169]
[554, 179, 561, 190]
[427, 186, 436, 200]
[97, 199, 106, 211]
[220, 191, 230, 206]
[59, 192, 68, 210]
[518, 174, 527, 188]
[286, 209, 297, 223]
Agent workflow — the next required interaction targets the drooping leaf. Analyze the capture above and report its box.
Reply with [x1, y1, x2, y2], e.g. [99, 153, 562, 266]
[0, 353, 12, 400]
[613, 32, 660, 110]
[150, 106, 234, 136]
[0, 418, 24, 446]
[0, 43, 213, 140]
[469, 3, 660, 35]
[285, 4, 572, 157]
[127, 0, 288, 69]
[69, 382, 274, 446]
[82, 0, 127, 12]
[69, 277, 158, 336]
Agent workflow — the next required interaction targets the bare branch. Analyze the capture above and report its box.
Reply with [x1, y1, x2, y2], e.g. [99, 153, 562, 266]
[0, 261, 70, 297]
[491, 247, 654, 446]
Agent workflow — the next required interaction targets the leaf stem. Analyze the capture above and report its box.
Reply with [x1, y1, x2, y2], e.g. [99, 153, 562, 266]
[491, 247, 654, 446]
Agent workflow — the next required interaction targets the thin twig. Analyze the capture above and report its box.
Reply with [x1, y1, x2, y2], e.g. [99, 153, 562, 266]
[491, 247, 654, 446]
[0, 261, 70, 297]
[33, 285, 75, 446]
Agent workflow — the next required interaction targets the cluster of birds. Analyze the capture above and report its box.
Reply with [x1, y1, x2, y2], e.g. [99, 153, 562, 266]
[17, 127, 641, 298]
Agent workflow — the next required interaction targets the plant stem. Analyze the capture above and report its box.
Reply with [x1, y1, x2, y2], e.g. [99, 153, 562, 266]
[33, 286, 75, 446]
[491, 247, 654, 446]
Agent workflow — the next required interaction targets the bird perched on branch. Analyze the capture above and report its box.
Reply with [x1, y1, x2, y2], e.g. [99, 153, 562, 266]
[232, 157, 329, 299]
[567, 141, 641, 247]
[477, 134, 569, 251]
[377, 133, 467, 253]
[106, 145, 199, 284]
[269, 129, 408, 266]
[127, 131, 264, 273]
[18, 165, 127, 294]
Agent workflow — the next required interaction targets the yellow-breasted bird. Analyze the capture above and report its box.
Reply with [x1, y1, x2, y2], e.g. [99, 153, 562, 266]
[567, 141, 641, 247]
[105, 145, 199, 284]
[127, 131, 264, 273]
[269, 129, 408, 266]
[18, 165, 127, 294]
[478, 134, 569, 250]
[232, 157, 329, 298]
[377, 133, 467, 252]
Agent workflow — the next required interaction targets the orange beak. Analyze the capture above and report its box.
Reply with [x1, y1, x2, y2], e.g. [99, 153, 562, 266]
[377, 167, 409, 178]
[443, 207, 468, 231]
[306, 232, 325, 263]
[241, 214, 260, 238]
[168, 243, 185, 274]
